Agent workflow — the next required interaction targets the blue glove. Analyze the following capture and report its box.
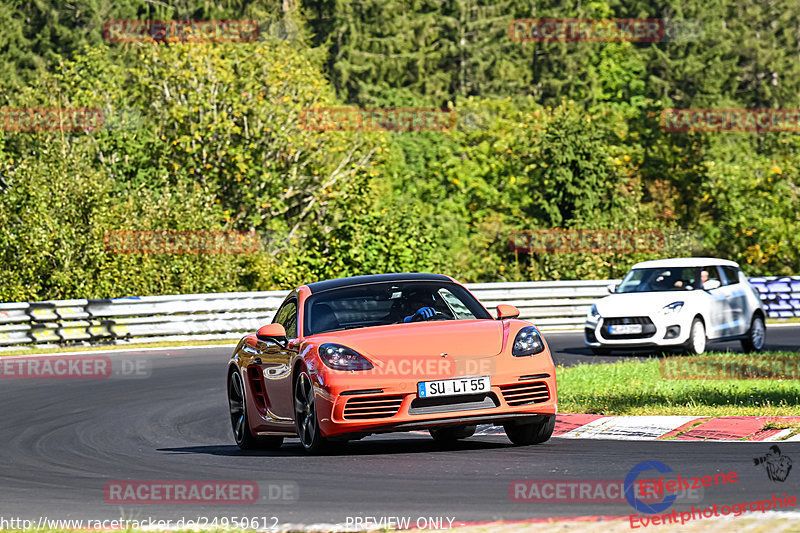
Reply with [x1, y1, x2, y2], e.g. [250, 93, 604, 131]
[404, 306, 436, 323]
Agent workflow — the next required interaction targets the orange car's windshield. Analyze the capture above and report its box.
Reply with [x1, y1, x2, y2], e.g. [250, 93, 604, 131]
[303, 281, 491, 335]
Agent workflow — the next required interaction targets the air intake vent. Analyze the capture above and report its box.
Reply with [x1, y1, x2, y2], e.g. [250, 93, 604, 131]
[500, 382, 550, 406]
[343, 395, 404, 420]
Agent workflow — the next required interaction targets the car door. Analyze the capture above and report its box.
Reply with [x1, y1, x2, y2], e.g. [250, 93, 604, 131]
[256, 298, 299, 422]
[703, 266, 730, 339]
[720, 265, 749, 336]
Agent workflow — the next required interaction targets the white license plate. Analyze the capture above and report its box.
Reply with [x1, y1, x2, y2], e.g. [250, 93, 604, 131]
[417, 376, 490, 398]
[609, 324, 642, 334]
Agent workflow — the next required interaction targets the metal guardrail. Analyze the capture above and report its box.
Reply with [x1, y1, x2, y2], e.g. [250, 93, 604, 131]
[750, 277, 800, 319]
[1, 277, 797, 350]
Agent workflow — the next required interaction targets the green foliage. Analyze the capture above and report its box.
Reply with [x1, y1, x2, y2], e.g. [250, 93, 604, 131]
[1, 0, 799, 303]
[557, 351, 800, 416]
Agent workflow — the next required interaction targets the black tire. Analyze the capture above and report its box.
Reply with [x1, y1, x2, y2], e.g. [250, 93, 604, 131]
[294, 370, 331, 454]
[683, 318, 707, 355]
[503, 415, 555, 445]
[429, 424, 476, 444]
[591, 347, 611, 355]
[741, 314, 766, 353]
[228, 370, 284, 450]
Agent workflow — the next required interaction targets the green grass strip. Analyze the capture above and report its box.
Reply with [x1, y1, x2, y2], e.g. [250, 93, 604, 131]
[556, 350, 800, 417]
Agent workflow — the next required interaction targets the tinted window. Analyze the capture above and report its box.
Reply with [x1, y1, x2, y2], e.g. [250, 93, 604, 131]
[720, 266, 740, 285]
[304, 281, 491, 335]
[272, 299, 298, 338]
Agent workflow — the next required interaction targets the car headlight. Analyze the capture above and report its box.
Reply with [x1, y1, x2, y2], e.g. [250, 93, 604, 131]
[660, 301, 684, 316]
[512, 326, 546, 357]
[589, 304, 600, 319]
[318, 343, 374, 371]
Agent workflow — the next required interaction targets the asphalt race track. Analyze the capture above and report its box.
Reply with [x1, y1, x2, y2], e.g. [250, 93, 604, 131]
[1, 326, 799, 526]
[546, 324, 800, 367]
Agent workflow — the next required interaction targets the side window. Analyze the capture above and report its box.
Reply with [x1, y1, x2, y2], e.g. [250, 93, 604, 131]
[702, 266, 722, 286]
[272, 300, 298, 339]
[720, 266, 740, 286]
[438, 288, 473, 319]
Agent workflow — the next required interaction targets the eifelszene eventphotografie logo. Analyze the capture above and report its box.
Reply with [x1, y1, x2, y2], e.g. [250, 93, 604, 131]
[625, 461, 677, 514]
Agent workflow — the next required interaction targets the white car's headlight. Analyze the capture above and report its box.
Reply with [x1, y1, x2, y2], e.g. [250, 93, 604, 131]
[660, 301, 684, 316]
[588, 304, 600, 319]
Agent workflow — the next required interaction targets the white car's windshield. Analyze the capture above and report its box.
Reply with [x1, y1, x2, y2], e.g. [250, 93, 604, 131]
[617, 267, 703, 293]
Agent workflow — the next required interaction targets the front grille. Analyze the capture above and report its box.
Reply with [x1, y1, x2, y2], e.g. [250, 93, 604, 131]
[500, 382, 550, 406]
[343, 395, 404, 420]
[601, 316, 656, 339]
[408, 393, 499, 415]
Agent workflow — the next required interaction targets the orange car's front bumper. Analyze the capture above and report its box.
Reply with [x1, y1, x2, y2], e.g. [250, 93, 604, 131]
[312, 353, 557, 438]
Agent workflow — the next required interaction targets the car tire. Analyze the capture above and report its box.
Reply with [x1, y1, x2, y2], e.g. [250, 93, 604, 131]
[741, 314, 766, 353]
[684, 318, 707, 355]
[429, 424, 476, 444]
[294, 370, 331, 454]
[591, 347, 611, 355]
[228, 371, 284, 450]
[503, 415, 555, 445]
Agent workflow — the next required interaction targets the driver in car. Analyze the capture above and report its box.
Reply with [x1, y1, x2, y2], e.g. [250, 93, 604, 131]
[402, 290, 438, 322]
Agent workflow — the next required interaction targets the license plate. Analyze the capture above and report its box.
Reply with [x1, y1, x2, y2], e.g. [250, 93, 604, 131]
[609, 324, 642, 334]
[417, 376, 490, 398]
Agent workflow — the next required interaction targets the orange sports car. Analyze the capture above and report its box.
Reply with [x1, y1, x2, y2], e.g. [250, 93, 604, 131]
[226, 273, 557, 453]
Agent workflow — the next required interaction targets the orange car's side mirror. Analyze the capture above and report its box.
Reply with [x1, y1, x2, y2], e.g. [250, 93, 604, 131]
[256, 323, 287, 345]
[496, 304, 520, 320]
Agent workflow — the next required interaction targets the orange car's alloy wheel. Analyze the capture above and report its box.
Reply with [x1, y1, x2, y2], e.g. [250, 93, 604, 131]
[294, 371, 330, 453]
[229, 371, 249, 445]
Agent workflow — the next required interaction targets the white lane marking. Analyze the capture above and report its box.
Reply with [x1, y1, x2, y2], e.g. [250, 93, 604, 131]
[763, 429, 795, 441]
[559, 415, 706, 440]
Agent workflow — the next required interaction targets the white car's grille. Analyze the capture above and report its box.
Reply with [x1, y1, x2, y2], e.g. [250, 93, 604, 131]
[601, 317, 656, 339]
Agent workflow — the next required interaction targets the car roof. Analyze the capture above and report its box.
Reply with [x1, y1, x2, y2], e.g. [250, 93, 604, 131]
[304, 273, 454, 294]
[631, 257, 740, 269]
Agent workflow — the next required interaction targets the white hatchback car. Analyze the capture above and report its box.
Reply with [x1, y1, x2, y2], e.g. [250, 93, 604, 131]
[585, 258, 766, 355]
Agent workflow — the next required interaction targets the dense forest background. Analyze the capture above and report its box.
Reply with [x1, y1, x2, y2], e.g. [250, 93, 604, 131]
[0, 0, 798, 301]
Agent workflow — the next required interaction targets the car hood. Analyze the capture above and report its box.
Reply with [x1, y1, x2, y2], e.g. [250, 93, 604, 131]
[308, 319, 504, 358]
[595, 292, 697, 317]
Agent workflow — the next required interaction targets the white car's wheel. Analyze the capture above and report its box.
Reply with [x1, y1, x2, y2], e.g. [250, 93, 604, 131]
[684, 318, 706, 355]
[741, 315, 766, 352]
